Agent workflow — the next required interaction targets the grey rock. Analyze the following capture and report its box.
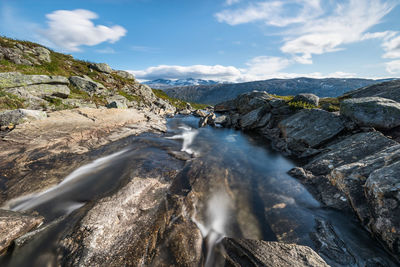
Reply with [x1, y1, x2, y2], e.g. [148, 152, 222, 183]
[343, 79, 400, 102]
[214, 115, 228, 125]
[235, 91, 271, 114]
[365, 161, 400, 256]
[193, 109, 207, 117]
[219, 238, 329, 267]
[279, 109, 344, 152]
[122, 84, 157, 105]
[199, 112, 216, 127]
[61, 99, 97, 109]
[179, 109, 192, 115]
[89, 63, 113, 74]
[214, 99, 236, 112]
[0, 47, 33, 66]
[239, 106, 268, 130]
[341, 97, 400, 129]
[33, 47, 51, 63]
[331, 145, 400, 225]
[305, 132, 397, 175]
[0, 109, 47, 126]
[106, 95, 128, 109]
[69, 76, 105, 96]
[0, 209, 43, 252]
[114, 70, 135, 80]
[292, 93, 319, 106]
[0, 72, 69, 89]
[310, 219, 356, 265]
[5, 84, 70, 99]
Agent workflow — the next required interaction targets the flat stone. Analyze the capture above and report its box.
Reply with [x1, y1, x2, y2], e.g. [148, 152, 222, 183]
[106, 95, 128, 109]
[305, 132, 397, 175]
[341, 97, 400, 129]
[69, 76, 105, 96]
[239, 106, 269, 129]
[343, 79, 400, 102]
[114, 70, 135, 80]
[0, 72, 69, 89]
[279, 109, 344, 150]
[219, 238, 329, 267]
[5, 84, 70, 99]
[0, 209, 43, 252]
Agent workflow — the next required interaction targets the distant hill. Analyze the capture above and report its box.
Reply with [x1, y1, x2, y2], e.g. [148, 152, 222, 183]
[143, 78, 220, 89]
[164, 77, 396, 105]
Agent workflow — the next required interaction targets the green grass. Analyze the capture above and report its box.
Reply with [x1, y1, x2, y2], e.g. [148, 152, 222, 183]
[0, 90, 25, 111]
[269, 94, 294, 101]
[118, 90, 141, 103]
[288, 101, 318, 110]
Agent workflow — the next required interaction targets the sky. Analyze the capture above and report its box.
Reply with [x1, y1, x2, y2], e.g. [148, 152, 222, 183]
[1, 0, 400, 82]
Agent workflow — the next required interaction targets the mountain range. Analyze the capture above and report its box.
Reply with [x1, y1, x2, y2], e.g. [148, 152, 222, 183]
[143, 78, 220, 89]
[163, 77, 396, 105]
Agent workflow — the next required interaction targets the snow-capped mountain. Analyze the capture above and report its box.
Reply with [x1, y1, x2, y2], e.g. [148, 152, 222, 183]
[143, 78, 220, 89]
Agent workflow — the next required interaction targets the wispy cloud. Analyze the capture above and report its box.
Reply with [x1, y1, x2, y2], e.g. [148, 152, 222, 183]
[130, 56, 360, 82]
[216, 0, 396, 64]
[95, 47, 116, 54]
[39, 9, 127, 52]
[386, 59, 400, 74]
[131, 45, 159, 53]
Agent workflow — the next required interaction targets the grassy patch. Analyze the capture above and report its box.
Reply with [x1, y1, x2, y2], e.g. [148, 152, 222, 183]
[319, 97, 340, 112]
[288, 101, 318, 110]
[269, 94, 294, 101]
[0, 90, 25, 111]
[117, 90, 141, 103]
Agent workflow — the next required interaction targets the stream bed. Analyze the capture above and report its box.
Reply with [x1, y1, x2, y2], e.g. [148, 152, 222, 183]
[1, 115, 398, 266]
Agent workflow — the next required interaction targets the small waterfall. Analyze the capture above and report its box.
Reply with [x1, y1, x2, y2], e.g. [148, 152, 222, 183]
[191, 191, 231, 267]
[167, 125, 199, 155]
[6, 149, 128, 214]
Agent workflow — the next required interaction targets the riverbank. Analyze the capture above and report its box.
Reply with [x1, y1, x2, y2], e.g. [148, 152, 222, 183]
[212, 84, 400, 263]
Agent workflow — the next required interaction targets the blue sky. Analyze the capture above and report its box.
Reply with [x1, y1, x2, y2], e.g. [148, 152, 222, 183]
[1, 0, 400, 82]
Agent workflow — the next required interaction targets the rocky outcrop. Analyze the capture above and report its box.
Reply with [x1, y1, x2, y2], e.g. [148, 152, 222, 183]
[0, 209, 43, 252]
[0, 108, 167, 203]
[219, 238, 329, 267]
[106, 95, 128, 109]
[0, 42, 51, 66]
[279, 109, 344, 154]
[343, 79, 400, 102]
[0, 109, 47, 128]
[89, 63, 113, 74]
[292, 93, 319, 106]
[341, 97, 400, 129]
[69, 76, 106, 96]
[114, 70, 135, 80]
[215, 90, 400, 261]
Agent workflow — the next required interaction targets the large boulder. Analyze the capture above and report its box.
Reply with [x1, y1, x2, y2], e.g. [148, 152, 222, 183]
[234, 91, 272, 114]
[5, 84, 70, 99]
[343, 79, 400, 102]
[33, 47, 51, 63]
[0, 109, 47, 127]
[340, 97, 400, 129]
[106, 95, 128, 109]
[89, 63, 113, 74]
[219, 238, 329, 267]
[114, 70, 135, 80]
[279, 109, 345, 151]
[0, 209, 43, 252]
[69, 76, 106, 96]
[239, 106, 270, 129]
[365, 161, 400, 256]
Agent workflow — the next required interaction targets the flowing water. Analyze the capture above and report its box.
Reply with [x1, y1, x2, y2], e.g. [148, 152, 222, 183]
[1, 115, 398, 266]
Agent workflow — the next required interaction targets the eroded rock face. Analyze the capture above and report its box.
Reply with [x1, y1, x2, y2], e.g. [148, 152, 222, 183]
[114, 70, 135, 80]
[0, 209, 43, 252]
[343, 79, 400, 102]
[106, 95, 128, 109]
[341, 97, 400, 129]
[279, 109, 345, 151]
[219, 238, 329, 267]
[365, 161, 400, 256]
[0, 72, 69, 89]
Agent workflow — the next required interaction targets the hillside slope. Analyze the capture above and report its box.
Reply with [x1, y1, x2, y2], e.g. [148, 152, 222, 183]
[164, 77, 393, 105]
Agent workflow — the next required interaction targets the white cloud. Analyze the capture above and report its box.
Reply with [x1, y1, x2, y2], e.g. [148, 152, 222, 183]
[95, 47, 116, 54]
[130, 64, 242, 82]
[216, 0, 323, 27]
[130, 56, 362, 82]
[216, 0, 395, 64]
[386, 60, 400, 74]
[40, 9, 126, 52]
[382, 34, 400, 59]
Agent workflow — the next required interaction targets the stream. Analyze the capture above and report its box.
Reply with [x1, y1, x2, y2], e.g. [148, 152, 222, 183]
[1, 115, 398, 266]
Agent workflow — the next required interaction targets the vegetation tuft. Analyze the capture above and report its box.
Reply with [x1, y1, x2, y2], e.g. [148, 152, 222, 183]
[152, 89, 208, 110]
[0, 90, 25, 111]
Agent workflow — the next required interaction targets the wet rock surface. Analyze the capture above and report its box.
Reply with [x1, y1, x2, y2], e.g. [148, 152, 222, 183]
[0, 209, 43, 253]
[219, 238, 329, 267]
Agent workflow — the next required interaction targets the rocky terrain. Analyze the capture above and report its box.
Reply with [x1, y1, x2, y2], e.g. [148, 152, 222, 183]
[211, 85, 400, 263]
[164, 77, 394, 105]
[0, 37, 335, 267]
